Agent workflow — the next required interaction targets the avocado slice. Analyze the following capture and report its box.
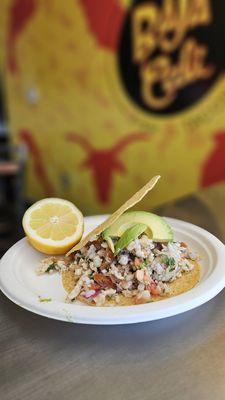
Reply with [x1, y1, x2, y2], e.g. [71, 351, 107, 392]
[102, 211, 173, 242]
[114, 223, 147, 255]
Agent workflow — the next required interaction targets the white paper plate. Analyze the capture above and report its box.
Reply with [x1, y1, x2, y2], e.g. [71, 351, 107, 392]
[0, 216, 225, 325]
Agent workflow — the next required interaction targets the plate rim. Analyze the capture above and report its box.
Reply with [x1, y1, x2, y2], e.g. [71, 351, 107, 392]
[0, 216, 225, 325]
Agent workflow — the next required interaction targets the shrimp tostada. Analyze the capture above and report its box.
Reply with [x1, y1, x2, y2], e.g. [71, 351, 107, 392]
[37, 176, 201, 306]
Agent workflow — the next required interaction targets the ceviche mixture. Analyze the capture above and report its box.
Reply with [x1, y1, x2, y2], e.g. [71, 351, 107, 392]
[37, 234, 198, 306]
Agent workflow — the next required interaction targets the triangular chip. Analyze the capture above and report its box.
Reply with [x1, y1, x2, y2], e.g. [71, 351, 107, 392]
[66, 175, 161, 255]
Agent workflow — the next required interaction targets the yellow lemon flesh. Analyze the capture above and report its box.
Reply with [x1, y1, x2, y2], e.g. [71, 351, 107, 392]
[22, 198, 84, 255]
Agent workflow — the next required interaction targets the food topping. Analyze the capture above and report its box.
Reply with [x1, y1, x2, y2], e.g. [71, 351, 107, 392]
[37, 233, 198, 305]
[22, 198, 84, 255]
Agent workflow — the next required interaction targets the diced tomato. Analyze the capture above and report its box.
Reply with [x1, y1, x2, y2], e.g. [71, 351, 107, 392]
[90, 282, 101, 290]
[149, 282, 160, 295]
[109, 274, 118, 284]
[93, 273, 116, 289]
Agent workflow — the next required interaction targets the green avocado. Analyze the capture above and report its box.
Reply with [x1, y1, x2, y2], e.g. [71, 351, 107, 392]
[102, 211, 173, 242]
[114, 223, 147, 255]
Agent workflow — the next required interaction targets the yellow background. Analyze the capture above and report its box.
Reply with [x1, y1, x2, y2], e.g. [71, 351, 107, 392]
[0, 0, 224, 215]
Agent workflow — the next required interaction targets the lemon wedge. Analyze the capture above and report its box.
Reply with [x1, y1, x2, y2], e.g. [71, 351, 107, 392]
[22, 198, 84, 254]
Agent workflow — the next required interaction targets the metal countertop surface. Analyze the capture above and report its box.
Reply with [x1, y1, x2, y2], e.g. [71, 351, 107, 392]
[1, 184, 225, 400]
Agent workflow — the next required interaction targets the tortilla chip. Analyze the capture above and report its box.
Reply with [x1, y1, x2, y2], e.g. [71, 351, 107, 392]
[62, 270, 77, 293]
[62, 261, 200, 306]
[66, 175, 161, 255]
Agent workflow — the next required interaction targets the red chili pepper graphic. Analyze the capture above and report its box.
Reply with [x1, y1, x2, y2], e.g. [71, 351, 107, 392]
[79, 0, 125, 51]
[19, 129, 55, 196]
[7, 0, 37, 73]
[201, 131, 225, 187]
[67, 132, 149, 203]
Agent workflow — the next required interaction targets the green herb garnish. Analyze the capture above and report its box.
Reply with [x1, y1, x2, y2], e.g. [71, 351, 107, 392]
[161, 255, 176, 268]
[38, 296, 52, 302]
[46, 263, 56, 273]
[139, 260, 148, 269]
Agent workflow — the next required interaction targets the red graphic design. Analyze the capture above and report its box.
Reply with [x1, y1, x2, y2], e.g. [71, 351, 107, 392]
[19, 129, 55, 196]
[79, 0, 125, 51]
[67, 132, 149, 203]
[7, 0, 37, 73]
[201, 131, 225, 187]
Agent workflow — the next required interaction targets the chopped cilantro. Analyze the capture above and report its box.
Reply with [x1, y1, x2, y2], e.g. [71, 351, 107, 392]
[139, 260, 148, 269]
[161, 255, 176, 268]
[46, 263, 56, 273]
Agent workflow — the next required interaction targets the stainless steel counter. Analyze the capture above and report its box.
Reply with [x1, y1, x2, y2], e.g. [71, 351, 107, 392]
[1, 184, 225, 400]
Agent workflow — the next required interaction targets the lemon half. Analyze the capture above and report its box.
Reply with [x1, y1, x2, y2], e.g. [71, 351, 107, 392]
[22, 198, 84, 254]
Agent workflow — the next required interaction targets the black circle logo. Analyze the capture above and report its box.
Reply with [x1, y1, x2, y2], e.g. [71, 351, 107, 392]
[118, 0, 224, 115]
